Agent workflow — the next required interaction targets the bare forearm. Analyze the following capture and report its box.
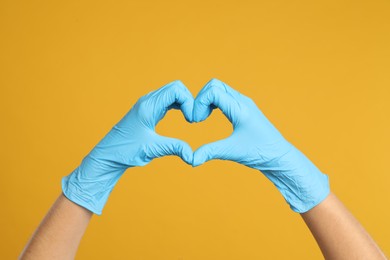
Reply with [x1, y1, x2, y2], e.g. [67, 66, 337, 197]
[20, 193, 93, 260]
[301, 193, 387, 259]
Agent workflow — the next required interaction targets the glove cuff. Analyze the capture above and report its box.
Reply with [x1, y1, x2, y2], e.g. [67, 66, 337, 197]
[260, 146, 330, 213]
[61, 158, 126, 215]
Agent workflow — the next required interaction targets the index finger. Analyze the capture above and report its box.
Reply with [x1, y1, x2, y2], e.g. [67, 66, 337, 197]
[147, 80, 194, 123]
[193, 78, 241, 123]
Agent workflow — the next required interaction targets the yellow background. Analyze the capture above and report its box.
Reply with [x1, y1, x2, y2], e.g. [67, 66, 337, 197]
[1, 0, 389, 259]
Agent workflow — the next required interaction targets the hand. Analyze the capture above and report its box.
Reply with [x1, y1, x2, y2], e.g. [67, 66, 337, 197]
[192, 79, 330, 213]
[62, 80, 194, 215]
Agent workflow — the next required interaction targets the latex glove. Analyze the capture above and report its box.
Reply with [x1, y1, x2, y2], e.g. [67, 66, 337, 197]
[192, 79, 330, 213]
[62, 80, 194, 215]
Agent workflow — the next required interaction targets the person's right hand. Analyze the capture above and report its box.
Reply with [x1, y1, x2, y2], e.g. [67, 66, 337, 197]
[192, 79, 330, 213]
[62, 80, 194, 215]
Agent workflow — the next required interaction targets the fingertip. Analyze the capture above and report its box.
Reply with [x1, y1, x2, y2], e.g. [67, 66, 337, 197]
[193, 78, 229, 122]
[181, 146, 194, 165]
[174, 139, 194, 165]
[192, 158, 202, 167]
[192, 112, 207, 123]
[170, 79, 184, 86]
[184, 156, 193, 165]
[192, 99, 211, 122]
[181, 98, 194, 123]
[207, 78, 224, 86]
[192, 150, 207, 167]
[173, 80, 195, 123]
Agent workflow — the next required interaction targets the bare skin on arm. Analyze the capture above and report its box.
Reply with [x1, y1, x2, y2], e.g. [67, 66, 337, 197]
[19, 194, 92, 260]
[301, 193, 387, 259]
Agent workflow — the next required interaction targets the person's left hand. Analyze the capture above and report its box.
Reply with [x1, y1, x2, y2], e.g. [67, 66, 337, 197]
[62, 80, 194, 215]
[192, 79, 329, 213]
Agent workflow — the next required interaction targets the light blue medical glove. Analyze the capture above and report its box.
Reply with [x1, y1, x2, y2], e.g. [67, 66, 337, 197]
[192, 79, 330, 213]
[62, 80, 194, 215]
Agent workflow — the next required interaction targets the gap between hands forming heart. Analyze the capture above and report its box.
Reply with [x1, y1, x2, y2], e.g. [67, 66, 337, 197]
[156, 107, 233, 162]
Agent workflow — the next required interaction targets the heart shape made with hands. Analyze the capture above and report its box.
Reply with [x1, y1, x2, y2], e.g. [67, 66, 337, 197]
[147, 78, 289, 168]
[149, 78, 240, 167]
